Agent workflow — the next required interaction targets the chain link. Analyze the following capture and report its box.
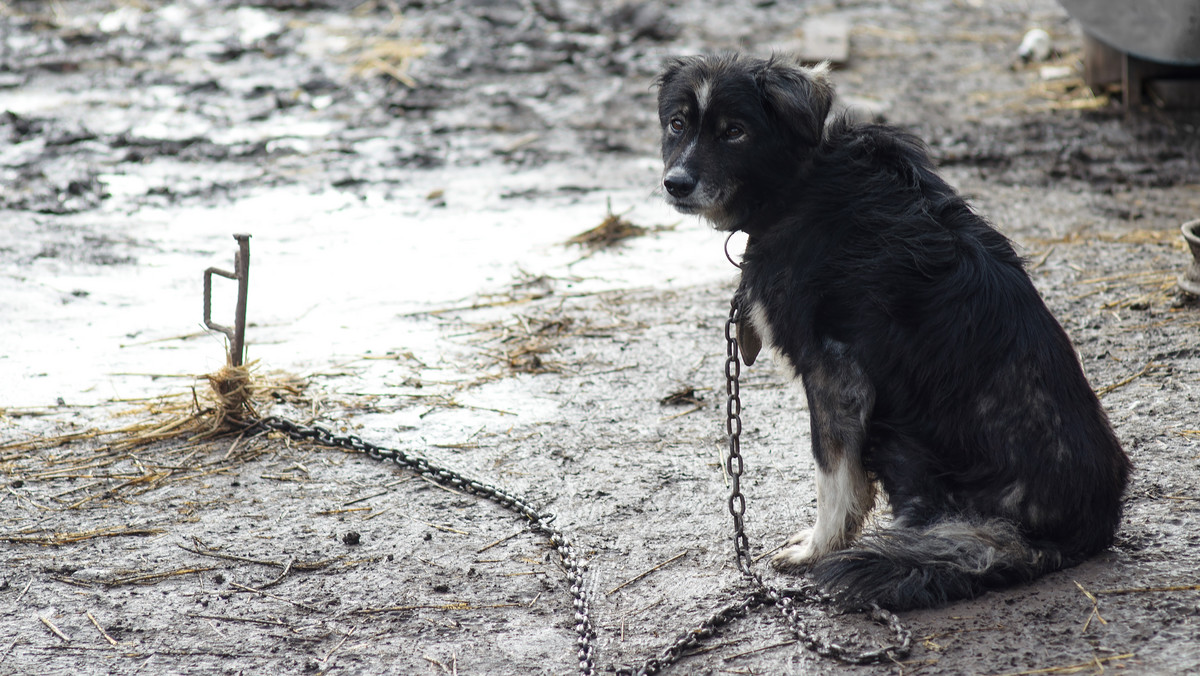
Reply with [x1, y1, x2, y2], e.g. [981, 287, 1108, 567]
[245, 294, 909, 674]
[253, 415, 598, 675]
[720, 298, 912, 665]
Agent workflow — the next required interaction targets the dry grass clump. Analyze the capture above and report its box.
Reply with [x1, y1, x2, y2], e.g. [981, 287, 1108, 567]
[566, 209, 649, 251]
[204, 363, 256, 431]
[350, 37, 427, 87]
[347, 1, 426, 87]
[448, 283, 641, 378]
[1029, 229, 1190, 249]
[565, 202, 676, 254]
[470, 311, 578, 375]
[1027, 227, 1192, 311]
[0, 364, 308, 510]
[1, 363, 305, 459]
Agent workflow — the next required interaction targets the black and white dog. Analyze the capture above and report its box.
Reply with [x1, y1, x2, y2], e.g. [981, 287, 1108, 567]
[656, 53, 1131, 610]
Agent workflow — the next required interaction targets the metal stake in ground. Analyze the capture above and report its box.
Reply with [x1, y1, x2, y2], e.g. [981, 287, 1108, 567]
[203, 233, 252, 366]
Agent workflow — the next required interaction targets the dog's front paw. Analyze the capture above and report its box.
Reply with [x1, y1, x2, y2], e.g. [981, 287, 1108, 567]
[784, 528, 814, 546]
[771, 529, 822, 572]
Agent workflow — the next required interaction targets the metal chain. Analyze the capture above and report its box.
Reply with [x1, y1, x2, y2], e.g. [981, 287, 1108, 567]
[721, 298, 912, 665]
[252, 416, 598, 676]
[244, 296, 909, 673]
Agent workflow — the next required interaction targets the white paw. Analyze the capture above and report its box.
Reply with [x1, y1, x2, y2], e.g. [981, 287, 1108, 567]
[771, 530, 823, 571]
[785, 528, 814, 546]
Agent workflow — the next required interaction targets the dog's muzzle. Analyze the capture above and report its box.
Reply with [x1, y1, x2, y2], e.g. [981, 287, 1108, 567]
[662, 168, 697, 199]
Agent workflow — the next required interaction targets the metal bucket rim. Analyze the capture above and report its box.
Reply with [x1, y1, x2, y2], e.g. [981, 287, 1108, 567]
[1182, 219, 1200, 247]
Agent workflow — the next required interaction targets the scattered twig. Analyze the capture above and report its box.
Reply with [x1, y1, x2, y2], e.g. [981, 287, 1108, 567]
[1076, 269, 1175, 285]
[86, 611, 118, 646]
[416, 474, 470, 497]
[15, 577, 34, 603]
[602, 598, 665, 631]
[404, 515, 469, 536]
[1094, 584, 1200, 596]
[1, 526, 163, 546]
[476, 529, 526, 554]
[990, 652, 1134, 676]
[316, 507, 372, 515]
[186, 613, 287, 627]
[258, 559, 294, 590]
[1074, 581, 1107, 633]
[362, 506, 394, 521]
[179, 544, 340, 572]
[1095, 362, 1159, 396]
[179, 544, 278, 567]
[1030, 245, 1055, 270]
[228, 582, 322, 613]
[660, 404, 704, 422]
[103, 567, 216, 587]
[353, 601, 471, 614]
[319, 625, 356, 667]
[344, 490, 390, 506]
[39, 616, 70, 643]
[422, 653, 459, 676]
[0, 635, 21, 665]
[753, 542, 786, 564]
[606, 551, 687, 595]
[722, 639, 798, 662]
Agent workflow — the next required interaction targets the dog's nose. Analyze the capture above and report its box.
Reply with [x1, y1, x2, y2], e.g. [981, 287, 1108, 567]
[663, 171, 696, 198]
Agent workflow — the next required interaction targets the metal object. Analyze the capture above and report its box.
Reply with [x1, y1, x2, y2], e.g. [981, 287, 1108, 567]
[723, 231, 743, 269]
[203, 234, 251, 366]
[1180, 219, 1200, 295]
[1060, 1, 1200, 108]
[240, 295, 911, 674]
[1081, 34, 1200, 108]
[720, 299, 911, 665]
[1058, 0, 1200, 66]
[252, 416, 598, 676]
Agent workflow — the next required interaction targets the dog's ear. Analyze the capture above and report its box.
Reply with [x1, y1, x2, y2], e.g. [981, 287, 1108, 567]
[755, 55, 834, 147]
[654, 56, 693, 92]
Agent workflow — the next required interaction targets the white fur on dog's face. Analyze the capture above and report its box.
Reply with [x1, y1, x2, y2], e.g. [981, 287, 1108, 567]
[655, 55, 834, 233]
[658, 74, 745, 227]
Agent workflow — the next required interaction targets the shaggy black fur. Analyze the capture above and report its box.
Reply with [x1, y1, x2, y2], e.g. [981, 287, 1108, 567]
[656, 53, 1131, 611]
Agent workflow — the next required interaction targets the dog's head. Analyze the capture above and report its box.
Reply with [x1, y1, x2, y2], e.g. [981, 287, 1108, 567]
[655, 53, 833, 232]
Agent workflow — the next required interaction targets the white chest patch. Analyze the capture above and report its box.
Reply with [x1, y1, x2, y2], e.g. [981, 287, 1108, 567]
[747, 300, 799, 378]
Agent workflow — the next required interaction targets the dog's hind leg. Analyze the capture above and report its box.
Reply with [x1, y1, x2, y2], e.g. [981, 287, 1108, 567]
[772, 342, 876, 571]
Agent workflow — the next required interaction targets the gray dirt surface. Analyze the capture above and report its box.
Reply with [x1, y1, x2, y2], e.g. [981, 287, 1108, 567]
[2, 0, 1200, 675]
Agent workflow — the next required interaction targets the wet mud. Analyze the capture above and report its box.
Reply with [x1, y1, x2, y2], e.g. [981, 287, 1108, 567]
[2, 1, 1199, 674]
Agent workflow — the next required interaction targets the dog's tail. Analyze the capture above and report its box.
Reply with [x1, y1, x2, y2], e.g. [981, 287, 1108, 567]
[810, 519, 1071, 611]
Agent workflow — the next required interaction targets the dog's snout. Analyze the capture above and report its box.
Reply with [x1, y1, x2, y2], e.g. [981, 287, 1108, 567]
[663, 170, 697, 198]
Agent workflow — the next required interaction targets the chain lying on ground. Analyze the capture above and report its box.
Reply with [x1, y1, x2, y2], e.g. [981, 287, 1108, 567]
[615, 301, 913, 674]
[253, 416, 598, 676]
[248, 295, 910, 674]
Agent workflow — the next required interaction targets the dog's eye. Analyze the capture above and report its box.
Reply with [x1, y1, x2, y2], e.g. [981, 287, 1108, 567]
[669, 118, 685, 133]
[724, 126, 745, 140]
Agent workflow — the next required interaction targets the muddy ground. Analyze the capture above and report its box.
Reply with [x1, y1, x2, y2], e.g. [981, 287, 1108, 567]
[2, 0, 1200, 674]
